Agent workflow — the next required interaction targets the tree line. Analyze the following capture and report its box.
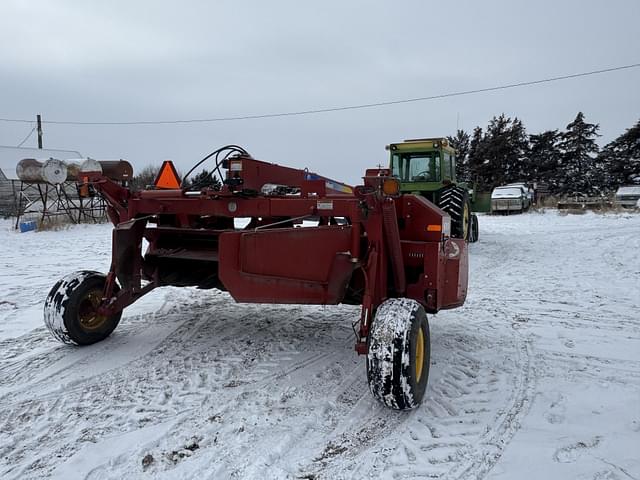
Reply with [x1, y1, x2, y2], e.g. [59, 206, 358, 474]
[448, 113, 640, 196]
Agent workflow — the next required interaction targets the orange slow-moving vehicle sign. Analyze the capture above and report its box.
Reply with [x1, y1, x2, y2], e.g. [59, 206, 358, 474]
[154, 161, 181, 189]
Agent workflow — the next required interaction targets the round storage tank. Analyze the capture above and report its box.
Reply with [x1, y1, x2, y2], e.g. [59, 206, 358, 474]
[79, 158, 103, 174]
[98, 160, 134, 181]
[16, 158, 68, 184]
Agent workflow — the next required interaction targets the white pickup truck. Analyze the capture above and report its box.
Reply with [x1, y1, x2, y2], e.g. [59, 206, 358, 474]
[614, 185, 640, 208]
[491, 184, 532, 214]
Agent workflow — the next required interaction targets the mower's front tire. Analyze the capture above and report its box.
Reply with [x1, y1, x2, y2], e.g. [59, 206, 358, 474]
[44, 271, 122, 346]
[367, 298, 430, 410]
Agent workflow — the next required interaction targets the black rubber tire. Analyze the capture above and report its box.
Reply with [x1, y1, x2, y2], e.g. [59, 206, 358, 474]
[469, 214, 479, 243]
[44, 271, 122, 346]
[438, 186, 471, 240]
[367, 298, 431, 410]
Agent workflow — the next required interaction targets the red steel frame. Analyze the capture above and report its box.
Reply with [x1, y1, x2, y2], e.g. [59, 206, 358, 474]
[85, 156, 468, 354]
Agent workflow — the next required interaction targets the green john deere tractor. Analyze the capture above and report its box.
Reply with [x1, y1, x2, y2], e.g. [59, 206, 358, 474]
[387, 137, 479, 242]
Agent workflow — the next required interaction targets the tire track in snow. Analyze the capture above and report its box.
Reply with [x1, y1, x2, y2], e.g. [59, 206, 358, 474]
[0, 289, 206, 403]
[291, 310, 536, 480]
[68, 308, 361, 479]
[445, 337, 535, 480]
[0, 297, 357, 479]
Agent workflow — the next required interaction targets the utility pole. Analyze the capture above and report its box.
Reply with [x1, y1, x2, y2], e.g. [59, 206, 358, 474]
[37, 114, 43, 149]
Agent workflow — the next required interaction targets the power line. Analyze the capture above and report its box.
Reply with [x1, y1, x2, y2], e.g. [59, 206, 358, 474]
[16, 125, 36, 147]
[0, 62, 638, 126]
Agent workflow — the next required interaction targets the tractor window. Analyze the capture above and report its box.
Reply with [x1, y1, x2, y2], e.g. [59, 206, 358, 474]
[443, 153, 452, 179]
[391, 153, 440, 182]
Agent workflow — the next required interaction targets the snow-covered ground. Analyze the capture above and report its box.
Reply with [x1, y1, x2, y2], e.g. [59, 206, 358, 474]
[0, 211, 639, 480]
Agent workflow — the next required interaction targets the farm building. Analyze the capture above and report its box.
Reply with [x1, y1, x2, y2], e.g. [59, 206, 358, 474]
[0, 145, 82, 217]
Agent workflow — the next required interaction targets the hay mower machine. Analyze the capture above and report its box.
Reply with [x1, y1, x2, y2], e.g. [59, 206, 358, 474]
[44, 145, 469, 410]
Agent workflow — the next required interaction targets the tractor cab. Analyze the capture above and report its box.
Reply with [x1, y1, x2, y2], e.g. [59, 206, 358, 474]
[387, 138, 457, 203]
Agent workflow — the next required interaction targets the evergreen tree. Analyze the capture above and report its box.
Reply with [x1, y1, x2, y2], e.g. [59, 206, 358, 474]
[479, 114, 510, 188]
[598, 119, 640, 190]
[467, 126, 486, 189]
[558, 112, 600, 195]
[447, 129, 470, 182]
[471, 114, 528, 190]
[528, 130, 562, 191]
[189, 169, 222, 190]
[504, 117, 529, 182]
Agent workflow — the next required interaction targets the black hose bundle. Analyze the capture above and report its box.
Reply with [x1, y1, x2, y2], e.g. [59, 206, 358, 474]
[181, 145, 250, 190]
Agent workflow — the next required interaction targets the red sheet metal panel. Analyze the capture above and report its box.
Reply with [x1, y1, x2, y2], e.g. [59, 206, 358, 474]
[240, 226, 350, 281]
[403, 237, 467, 313]
[396, 194, 449, 243]
[227, 157, 353, 196]
[441, 238, 468, 309]
[218, 226, 355, 304]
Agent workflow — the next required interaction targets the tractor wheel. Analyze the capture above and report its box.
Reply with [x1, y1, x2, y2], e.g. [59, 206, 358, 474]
[469, 214, 479, 243]
[438, 186, 471, 241]
[44, 271, 122, 346]
[367, 298, 430, 410]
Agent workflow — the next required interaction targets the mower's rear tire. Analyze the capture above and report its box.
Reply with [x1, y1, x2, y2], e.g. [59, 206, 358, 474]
[44, 271, 122, 346]
[438, 186, 471, 241]
[367, 298, 430, 410]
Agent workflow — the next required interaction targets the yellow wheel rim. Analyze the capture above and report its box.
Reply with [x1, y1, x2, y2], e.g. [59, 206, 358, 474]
[78, 290, 108, 331]
[462, 203, 470, 240]
[415, 327, 425, 382]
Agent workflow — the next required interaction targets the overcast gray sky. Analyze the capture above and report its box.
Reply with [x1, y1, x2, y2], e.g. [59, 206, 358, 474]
[1, 0, 639, 184]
